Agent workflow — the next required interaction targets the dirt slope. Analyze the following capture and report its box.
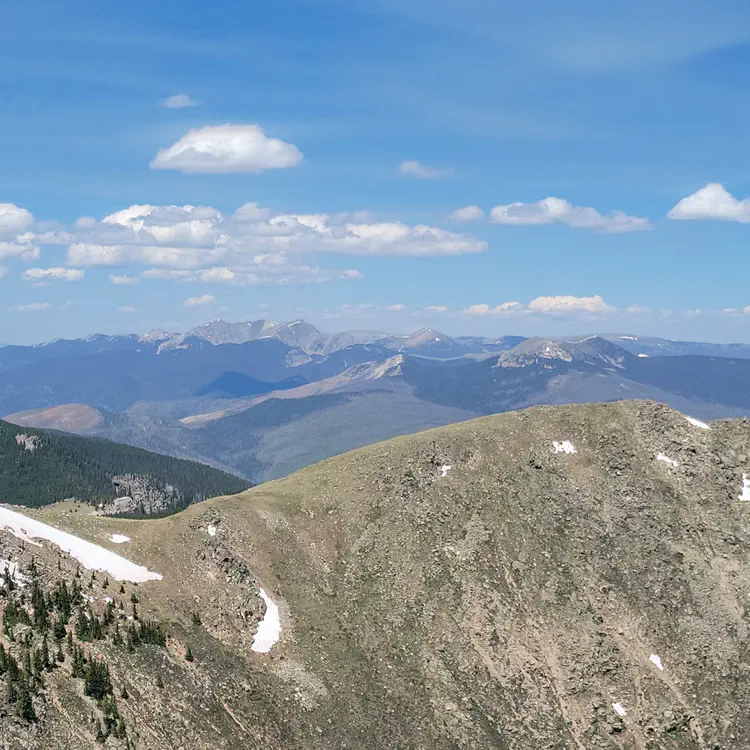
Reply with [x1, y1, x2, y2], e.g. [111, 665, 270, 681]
[3, 400, 750, 749]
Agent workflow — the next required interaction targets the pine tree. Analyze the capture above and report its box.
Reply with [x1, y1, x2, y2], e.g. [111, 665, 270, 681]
[185, 645, 194, 662]
[16, 680, 35, 722]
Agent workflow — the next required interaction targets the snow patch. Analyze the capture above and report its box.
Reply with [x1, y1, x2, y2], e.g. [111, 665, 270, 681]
[0, 506, 162, 583]
[207, 523, 218, 537]
[0, 559, 29, 586]
[649, 654, 664, 671]
[656, 454, 678, 468]
[685, 416, 710, 430]
[739, 474, 750, 502]
[612, 702, 627, 717]
[110, 534, 130, 544]
[552, 440, 577, 455]
[619, 336, 638, 341]
[251, 588, 281, 654]
[440, 465, 452, 478]
[637, 353, 649, 358]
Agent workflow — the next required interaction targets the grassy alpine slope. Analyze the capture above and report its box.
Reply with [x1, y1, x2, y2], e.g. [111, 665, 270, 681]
[2, 400, 750, 749]
[0, 418, 248, 511]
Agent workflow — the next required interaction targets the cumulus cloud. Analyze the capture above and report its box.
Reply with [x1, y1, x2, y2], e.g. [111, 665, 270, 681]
[490, 197, 650, 233]
[398, 161, 452, 179]
[387, 303, 407, 312]
[12, 302, 52, 312]
[451, 205, 484, 221]
[528, 294, 614, 314]
[160, 93, 201, 109]
[462, 302, 525, 316]
[668, 183, 750, 222]
[0, 204, 33, 235]
[184, 294, 216, 307]
[109, 274, 141, 285]
[22, 267, 84, 282]
[462, 295, 615, 317]
[151, 124, 303, 173]
[424, 305, 448, 313]
[30, 201, 483, 287]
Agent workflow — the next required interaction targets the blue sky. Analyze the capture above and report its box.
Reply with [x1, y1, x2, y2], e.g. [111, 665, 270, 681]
[2, 0, 750, 344]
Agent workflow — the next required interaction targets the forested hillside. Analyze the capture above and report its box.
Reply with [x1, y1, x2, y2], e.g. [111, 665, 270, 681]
[0, 419, 248, 512]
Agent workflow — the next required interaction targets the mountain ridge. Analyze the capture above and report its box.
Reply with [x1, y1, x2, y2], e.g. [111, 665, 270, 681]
[2, 400, 750, 748]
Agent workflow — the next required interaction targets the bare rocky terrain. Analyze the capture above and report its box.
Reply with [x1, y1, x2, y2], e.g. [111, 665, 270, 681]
[2, 400, 750, 748]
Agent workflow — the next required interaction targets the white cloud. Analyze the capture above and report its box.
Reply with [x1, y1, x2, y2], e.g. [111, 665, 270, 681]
[109, 274, 141, 285]
[184, 294, 216, 307]
[0, 234, 40, 262]
[463, 295, 615, 317]
[0, 204, 33, 236]
[30, 201, 483, 287]
[12, 302, 52, 312]
[117, 306, 138, 314]
[451, 205, 484, 221]
[668, 183, 750, 222]
[490, 197, 650, 233]
[398, 161, 452, 179]
[387, 303, 407, 312]
[462, 302, 524, 316]
[151, 124, 303, 174]
[160, 93, 201, 109]
[626, 303, 650, 314]
[528, 294, 614, 314]
[425, 305, 448, 313]
[22, 267, 84, 282]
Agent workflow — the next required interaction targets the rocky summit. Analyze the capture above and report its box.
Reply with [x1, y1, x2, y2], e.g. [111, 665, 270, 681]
[1, 400, 750, 749]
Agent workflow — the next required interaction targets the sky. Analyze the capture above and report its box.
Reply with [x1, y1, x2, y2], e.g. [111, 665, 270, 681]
[2, 0, 750, 344]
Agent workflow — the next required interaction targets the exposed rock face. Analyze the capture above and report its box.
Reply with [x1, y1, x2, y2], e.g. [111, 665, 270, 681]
[3, 400, 750, 749]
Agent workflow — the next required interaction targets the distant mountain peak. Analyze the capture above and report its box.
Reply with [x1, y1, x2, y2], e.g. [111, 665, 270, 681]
[496, 336, 631, 369]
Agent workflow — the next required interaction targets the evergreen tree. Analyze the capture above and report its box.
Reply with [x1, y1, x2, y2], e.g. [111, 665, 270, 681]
[185, 645, 194, 662]
[16, 680, 35, 722]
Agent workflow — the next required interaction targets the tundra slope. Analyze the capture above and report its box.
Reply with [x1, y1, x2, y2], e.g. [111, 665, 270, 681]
[3, 400, 750, 749]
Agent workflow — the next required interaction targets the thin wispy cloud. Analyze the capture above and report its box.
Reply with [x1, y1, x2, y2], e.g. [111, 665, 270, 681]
[160, 93, 202, 109]
[398, 160, 452, 179]
[184, 294, 216, 307]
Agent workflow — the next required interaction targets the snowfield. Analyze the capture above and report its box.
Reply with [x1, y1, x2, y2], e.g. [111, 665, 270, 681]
[0, 506, 162, 583]
[251, 588, 281, 654]
[110, 534, 131, 544]
[685, 416, 710, 430]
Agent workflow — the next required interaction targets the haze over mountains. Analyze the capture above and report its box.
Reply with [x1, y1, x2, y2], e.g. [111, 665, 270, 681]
[4, 319, 750, 484]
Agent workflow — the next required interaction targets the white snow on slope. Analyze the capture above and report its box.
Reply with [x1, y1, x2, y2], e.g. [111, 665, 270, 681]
[637, 353, 649, 358]
[612, 702, 627, 717]
[685, 416, 710, 430]
[207, 523, 217, 537]
[0, 506, 162, 583]
[0, 559, 28, 586]
[739, 474, 750, 502]
[440, 465, 452, 478]
[649, 654, 664, 671]
[552, 440, 577, 455]
[251, 588, 281, 654]
[110, 534, 130, 544]
[619, 336, 638, 341]
[656, 454, 678, 468]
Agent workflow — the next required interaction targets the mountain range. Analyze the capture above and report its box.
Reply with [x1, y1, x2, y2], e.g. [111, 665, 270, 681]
[3, 400, 750, 748]
[4, 320, 750, 484]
